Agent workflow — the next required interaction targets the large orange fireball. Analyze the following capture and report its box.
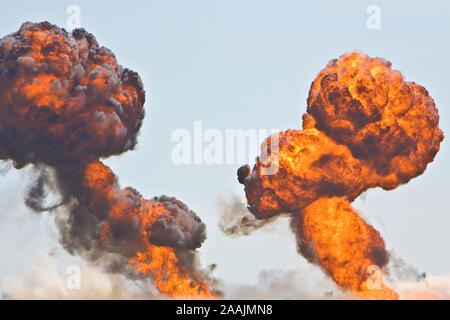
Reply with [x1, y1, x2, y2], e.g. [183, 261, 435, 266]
[238, 52, 443, 299]
[0, 22, 215, 298]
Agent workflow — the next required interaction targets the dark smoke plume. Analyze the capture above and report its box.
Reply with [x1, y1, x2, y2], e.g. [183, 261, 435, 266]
[0, 21, 215, 298]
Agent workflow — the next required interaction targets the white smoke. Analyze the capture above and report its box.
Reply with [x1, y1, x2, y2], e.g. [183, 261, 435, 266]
[223, 262, 351, 299]
[1, 253, 155, 300]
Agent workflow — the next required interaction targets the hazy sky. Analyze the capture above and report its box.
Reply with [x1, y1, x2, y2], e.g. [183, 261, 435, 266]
[0, 0, 449, 295]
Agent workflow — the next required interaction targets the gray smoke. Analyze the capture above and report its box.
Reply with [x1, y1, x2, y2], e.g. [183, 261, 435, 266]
[218, 194, 275, 237]
[148, 196, 207, 250]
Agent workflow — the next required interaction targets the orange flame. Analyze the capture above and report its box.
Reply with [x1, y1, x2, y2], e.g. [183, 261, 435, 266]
[129, 248, 212, 298]
[300, 197, 398, 300]
[238, 52, 443, 299]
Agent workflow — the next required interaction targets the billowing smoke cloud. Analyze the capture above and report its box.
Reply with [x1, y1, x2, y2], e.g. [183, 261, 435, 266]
[0, 22, 216, 298]
[236, 52, 443, 299]
[1, 253, 159, 300]
[0, 22, 144, 167]
[224, 264, 349, 300]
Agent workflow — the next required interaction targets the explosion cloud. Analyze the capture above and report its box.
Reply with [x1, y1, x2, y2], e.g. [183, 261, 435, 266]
[0, 22, 215, 298]
[237, 52, 443, 299]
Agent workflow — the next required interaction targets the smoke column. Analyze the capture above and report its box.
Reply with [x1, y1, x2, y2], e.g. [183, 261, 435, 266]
[0, 22, 215, 298]
[237, 52, 443, 299]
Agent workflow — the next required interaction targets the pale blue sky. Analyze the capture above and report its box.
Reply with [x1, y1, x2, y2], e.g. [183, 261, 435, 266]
[0, 0, 449, 293]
